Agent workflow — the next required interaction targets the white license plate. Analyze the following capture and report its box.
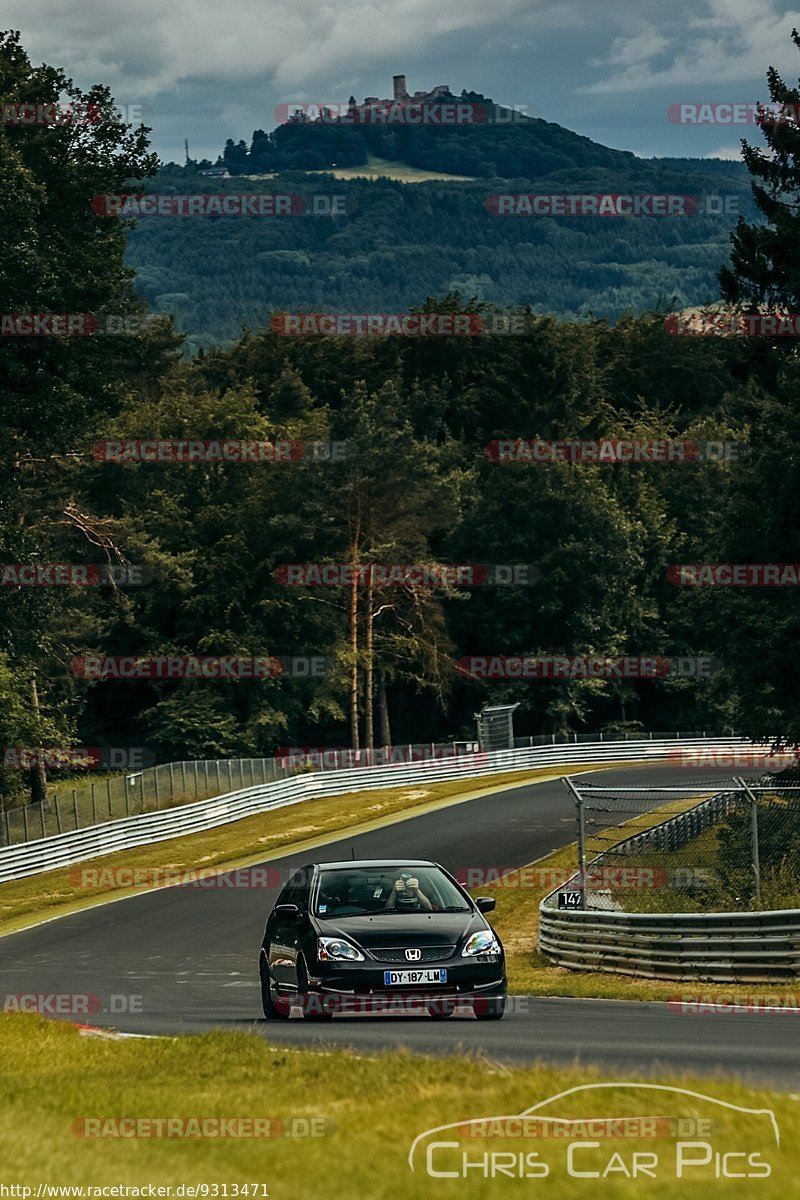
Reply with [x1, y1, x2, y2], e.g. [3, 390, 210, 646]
[383, 968, 447, 986]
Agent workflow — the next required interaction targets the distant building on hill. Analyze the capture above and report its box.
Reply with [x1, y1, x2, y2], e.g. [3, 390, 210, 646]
[352, 75, 457, 116]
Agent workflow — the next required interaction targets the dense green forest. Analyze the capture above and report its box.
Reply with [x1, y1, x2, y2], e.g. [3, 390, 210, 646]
[126, 111, 756, 350]
[3, 28, 800, 809]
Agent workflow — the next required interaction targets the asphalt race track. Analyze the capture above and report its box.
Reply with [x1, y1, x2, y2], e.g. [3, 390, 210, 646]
[2, 763, 798, 1090]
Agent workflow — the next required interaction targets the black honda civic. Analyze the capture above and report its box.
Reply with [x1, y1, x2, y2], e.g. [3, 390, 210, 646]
[258, 858, 507, 1019]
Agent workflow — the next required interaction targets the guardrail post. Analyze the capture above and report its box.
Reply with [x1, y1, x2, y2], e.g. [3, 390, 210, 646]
[23, 805, 29, 841]
[107, 777, 112, 817]
[169, 763, 175, 801]
[227, 761, 233, 791]
[72, 789, 78, 828]
[736, 776, 762, 909]
[91, 783, 97, 825]
[54, 795, 62, 834]
[563, 776, 587, 909]
[215, 761, 221, 794]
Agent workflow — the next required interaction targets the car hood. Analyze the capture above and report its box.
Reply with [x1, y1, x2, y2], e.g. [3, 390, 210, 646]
[314, 911, 487, 949]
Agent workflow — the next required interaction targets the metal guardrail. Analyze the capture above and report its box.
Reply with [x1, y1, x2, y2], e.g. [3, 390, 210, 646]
[0, 736, 750, 885]
[538, 906, 800, 982]
[3, 729, 724, 847]
[539, 788, 800, 981]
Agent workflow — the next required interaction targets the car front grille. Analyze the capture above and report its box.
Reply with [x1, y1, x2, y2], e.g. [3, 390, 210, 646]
[371, 945, 457, 963]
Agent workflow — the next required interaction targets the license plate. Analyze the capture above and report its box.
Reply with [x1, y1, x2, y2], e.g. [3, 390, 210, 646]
[383, 968, 447, 986]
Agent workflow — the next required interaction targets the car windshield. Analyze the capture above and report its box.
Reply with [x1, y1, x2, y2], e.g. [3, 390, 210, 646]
[313, 866, 471, 916]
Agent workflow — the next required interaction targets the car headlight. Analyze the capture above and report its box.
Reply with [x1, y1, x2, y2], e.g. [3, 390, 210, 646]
[317, 937, 365, 962]
[462, 930, 501, 957]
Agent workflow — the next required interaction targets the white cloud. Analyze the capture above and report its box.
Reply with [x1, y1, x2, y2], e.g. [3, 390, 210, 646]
[706, 144, 746, 159]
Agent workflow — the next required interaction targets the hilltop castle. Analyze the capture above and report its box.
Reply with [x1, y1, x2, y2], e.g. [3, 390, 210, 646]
[364, 75, 452, 106]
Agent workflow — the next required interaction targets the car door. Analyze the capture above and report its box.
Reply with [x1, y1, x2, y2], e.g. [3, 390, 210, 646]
[267, 870, 311, 989]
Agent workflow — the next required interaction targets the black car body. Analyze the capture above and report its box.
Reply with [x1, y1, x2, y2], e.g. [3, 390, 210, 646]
[258, 858, 507, 1019]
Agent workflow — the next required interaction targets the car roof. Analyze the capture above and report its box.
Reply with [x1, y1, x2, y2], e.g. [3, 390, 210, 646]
[315, 859, 436, 870]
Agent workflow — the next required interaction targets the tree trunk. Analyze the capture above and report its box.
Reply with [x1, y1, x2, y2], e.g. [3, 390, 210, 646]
[29, 673, 48, 809]
[378, 668, 392, 748]
[364, 565, 374, 750]
[348, 521, 361, 751]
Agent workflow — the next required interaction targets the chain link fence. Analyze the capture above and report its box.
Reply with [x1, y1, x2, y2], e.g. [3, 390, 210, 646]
[556, 774, 800, 913]
[0, 757, 291, 846]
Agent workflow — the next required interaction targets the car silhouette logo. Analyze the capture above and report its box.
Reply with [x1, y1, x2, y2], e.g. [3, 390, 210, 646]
[405, 948, 422, 961]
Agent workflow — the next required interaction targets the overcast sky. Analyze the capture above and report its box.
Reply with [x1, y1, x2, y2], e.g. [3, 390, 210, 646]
[5, 0, 800, 163]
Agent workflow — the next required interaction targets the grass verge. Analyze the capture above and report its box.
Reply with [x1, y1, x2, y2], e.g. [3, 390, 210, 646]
[0, 764, 621, 937]
[0, 1014, 795, 1198]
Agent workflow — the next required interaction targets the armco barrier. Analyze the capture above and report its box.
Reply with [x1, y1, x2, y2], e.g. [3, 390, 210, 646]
[0, 737, 750, 884]
[539, 787, 800, 981]
[538, 905, 800, 982]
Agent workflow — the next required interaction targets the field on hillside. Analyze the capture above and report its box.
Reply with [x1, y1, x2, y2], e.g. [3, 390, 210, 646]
[243, 154, 476, 182]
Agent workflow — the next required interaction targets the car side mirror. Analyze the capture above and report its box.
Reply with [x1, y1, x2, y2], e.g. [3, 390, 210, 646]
[274, 903, 300, 917]
[475, 897, 496, 913]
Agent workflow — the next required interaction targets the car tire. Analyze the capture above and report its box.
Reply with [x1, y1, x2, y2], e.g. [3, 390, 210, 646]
[426, 998, 456, 1019]
[260, 953, 290, 1020]
[297, 956, 334, 1019]
[473, 994, 507, 1020]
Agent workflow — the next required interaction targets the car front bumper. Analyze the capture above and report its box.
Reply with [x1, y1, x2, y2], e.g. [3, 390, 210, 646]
[300, 957, 506, 1011]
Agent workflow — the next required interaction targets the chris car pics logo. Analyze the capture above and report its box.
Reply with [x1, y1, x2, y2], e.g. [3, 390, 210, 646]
[408, 1083, 779, 1181]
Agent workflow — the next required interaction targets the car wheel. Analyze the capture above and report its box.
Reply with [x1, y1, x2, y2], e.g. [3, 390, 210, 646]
[426, 998, 456, 1019]
[473, 994, 507, 1020]
[297, 956, 334, 1019]
[260, 953, 289, 1020]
